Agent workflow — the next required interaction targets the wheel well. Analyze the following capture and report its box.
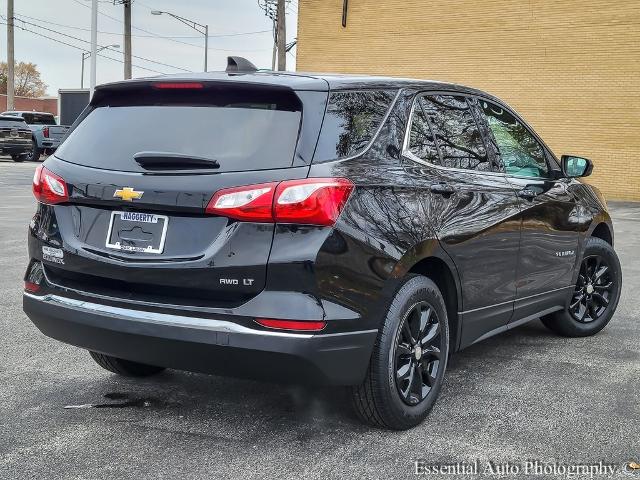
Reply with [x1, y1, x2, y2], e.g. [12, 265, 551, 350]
[592, 223, 612, 245]
[408, 257, 460, 352]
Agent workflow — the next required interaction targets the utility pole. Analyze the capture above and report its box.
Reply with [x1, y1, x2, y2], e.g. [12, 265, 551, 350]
[90, 0, 98, 98]
[276, 0, 286, 71]
[271, 19, 276, 70]
[123, 0, 132, 79]
[6, 0, 15, 110]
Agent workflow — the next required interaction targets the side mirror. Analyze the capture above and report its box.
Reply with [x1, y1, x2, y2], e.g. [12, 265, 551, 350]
[561, 155, 593, 178]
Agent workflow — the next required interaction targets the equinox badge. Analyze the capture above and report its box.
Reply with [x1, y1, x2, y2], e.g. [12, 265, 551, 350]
[114, 187, 143, 201]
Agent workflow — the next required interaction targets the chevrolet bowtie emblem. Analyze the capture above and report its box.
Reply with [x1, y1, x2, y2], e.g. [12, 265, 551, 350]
[114, 187, 143, 201]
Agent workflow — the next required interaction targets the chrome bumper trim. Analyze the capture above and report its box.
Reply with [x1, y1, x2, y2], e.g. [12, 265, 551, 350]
[24, 293, 377, 339]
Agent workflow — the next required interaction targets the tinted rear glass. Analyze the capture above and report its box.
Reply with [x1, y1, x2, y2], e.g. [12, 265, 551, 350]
[55, 85, 302, 173]
[314, 90, 397, 161]
[0, 117, 27, 127]
[23, 113, 56, 125]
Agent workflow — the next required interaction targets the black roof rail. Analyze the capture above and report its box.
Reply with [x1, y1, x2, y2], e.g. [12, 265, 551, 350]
[226, 56, 258, 73]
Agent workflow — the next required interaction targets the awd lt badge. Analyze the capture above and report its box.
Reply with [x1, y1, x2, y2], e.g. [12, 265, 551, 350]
[114, 187, 143, 201]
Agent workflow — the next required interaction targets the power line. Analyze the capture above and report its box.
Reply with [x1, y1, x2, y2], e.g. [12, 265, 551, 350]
[0, 21, 166, 75]
[69, 0, 213, 51]
[13, 12, 271, 39]
[67, 0, 273, 52]
[11, 16, 193, 72]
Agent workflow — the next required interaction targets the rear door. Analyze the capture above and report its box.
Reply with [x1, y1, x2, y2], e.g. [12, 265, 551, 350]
[42, 81, 326, 307]
[403, 93, 522, 346]
[477, 99, 580, 320]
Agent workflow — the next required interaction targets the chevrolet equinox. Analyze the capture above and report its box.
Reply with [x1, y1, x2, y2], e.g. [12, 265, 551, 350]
[23, 58, 621, 430]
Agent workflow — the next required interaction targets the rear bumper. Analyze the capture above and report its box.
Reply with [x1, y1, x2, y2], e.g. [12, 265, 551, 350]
[40, 140, 59, 149]
[0, 143, 31, 154]
[23, 292, 377, 386]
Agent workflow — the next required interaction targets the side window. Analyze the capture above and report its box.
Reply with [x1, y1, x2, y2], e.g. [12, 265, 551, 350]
[314, 89, 397, 161]
[407, 98, 439, 164]
[421, 95, 490, 171]
[480, 101, 549, 178]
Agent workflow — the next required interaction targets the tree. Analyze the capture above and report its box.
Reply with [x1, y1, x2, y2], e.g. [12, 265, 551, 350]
[0, 61, 48, 97]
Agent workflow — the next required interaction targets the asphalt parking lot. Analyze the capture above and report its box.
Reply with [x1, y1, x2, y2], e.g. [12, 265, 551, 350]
[0, 157, 638, 479]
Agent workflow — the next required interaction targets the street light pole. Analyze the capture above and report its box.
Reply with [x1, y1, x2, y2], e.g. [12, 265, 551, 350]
[151, 10, 208, 72]
[81, 44, 120, 89]
[90, 0, 98, 97]
[204, 24, 208, 72]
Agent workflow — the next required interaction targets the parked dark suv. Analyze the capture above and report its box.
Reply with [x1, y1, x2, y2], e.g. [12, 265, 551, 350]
[23, 59, 621, 430]
[0, 115, 32, 160]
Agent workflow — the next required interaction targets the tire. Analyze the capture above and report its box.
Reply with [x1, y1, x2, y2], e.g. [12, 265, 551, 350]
[89, 351, 166, 377]
[26, 139, 40, 162]
[541, 237, 622, 337]
[351, 275, 450, 430]
[11, 154, 25, 162]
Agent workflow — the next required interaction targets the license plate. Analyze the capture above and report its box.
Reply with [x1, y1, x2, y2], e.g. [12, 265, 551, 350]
[105, 211, 168, 254]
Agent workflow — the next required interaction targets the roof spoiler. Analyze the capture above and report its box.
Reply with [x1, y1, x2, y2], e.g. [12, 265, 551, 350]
[226, 56, 258, 73]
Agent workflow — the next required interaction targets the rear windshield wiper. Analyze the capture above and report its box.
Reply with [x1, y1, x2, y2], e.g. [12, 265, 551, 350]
[133, 151, 220, 170]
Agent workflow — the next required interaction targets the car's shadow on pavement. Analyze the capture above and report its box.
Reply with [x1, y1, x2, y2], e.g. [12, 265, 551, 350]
[57, 319, 560, 434]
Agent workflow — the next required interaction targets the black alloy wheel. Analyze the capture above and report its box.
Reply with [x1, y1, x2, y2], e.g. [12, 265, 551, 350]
[570, 254, 614, 323]
[394, 301, 442, 406]
[541, 236, 621, 337]
[352, 275, 449, 429]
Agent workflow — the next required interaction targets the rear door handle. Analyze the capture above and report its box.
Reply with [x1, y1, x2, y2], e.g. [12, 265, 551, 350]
[517, 188, 538, 200]
[430, 183, 455, 195]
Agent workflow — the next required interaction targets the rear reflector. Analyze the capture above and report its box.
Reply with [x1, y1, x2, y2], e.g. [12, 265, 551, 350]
[32, 165, 69, 205]
[152, 82, 204, 89]
[206, 178, 354, 226]
[256, 318, 327, 332]
[24, 281, 40, 293]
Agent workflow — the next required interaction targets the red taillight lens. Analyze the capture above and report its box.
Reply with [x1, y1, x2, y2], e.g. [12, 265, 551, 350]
[42, 126, 50, 138]
[206, 182, 277, 222]
[274, 178, 354, 226]
[24, 281, 40, 293]
[152, 82, 204, 89]
[32, 165, 69, 205]
[205, 178, 354, 226]
[256, 318, 327, 332]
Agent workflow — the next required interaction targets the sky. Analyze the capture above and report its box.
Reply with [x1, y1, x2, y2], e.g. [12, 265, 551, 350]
[0, 0, 298, 95]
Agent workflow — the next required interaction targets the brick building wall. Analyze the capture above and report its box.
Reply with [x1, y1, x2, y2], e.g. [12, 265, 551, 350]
[0, 95, 58, 115]
[296, 0, 640, 200]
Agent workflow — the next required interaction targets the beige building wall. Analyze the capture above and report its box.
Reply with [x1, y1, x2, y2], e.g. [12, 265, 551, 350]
[296, 0, 640, 200]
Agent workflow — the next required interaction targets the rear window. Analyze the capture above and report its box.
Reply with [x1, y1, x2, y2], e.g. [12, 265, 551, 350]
[0, 116, 27, 128]
[314, 89, 397, 162]
[55, 85, 302, 173]
[23, 113, 56, 125]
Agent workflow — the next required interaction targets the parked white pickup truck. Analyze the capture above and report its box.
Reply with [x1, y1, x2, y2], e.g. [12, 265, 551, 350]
[1, 111, 70, 161]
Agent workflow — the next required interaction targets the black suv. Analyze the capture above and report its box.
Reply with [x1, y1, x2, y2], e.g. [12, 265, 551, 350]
[0, 115, 32, 160]
[23, 60, 622, 430]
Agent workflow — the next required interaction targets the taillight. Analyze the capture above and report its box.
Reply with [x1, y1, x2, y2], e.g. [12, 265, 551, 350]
[42, 126, 50, 138]
[32, 165, 69, 205]
[206, 182, 277, 222]
[24, 281, 40, 293]
[205, 178, 354, 226]
[274, 178, 354, 226]
[256, 318, 327, 332]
